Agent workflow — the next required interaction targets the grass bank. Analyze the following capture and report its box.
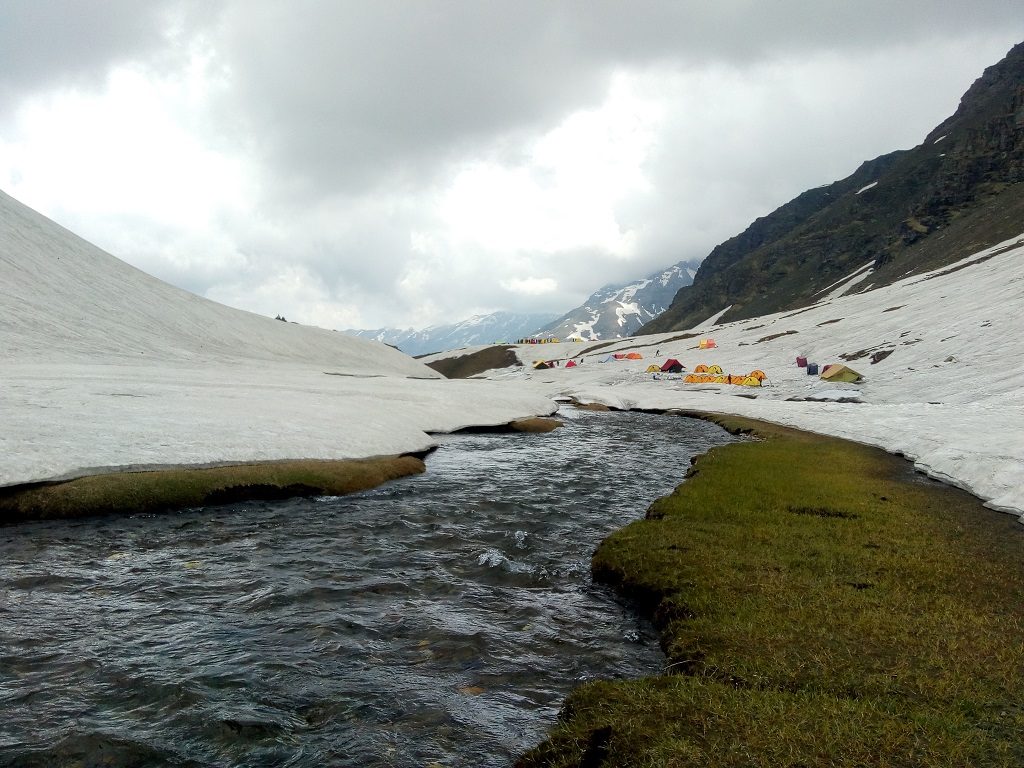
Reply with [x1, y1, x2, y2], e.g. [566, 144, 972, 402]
[0, 456, 425, 525]
[519, 415, 1024, 767]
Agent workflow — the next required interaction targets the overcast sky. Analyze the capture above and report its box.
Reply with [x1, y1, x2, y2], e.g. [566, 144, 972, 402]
[2, 2, 1022, 330]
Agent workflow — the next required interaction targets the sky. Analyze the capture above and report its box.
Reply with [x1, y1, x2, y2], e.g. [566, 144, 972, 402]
[1, 2, 1022, 331]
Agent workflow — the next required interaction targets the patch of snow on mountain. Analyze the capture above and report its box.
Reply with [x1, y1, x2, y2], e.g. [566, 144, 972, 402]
[817, 262, 876, 300]
[615, 301, 642, 327]
[694, 306, 732, 329]
[856, 181, 879, 195]
[815, 261, 875, 297]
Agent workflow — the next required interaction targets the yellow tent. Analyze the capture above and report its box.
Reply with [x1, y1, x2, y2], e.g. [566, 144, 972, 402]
[645, 364, 660, 373]
[707, 365, 723, 374]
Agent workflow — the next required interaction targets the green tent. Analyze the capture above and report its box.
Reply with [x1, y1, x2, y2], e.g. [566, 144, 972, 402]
[820, 364, 863, 383]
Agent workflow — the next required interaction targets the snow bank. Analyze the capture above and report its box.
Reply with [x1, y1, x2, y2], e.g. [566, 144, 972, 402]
[0, 191, 555, 487]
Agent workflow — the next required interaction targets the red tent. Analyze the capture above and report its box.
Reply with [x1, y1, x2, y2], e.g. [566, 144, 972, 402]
[565, 360, 578, 368]
[660, 359, 684, 373]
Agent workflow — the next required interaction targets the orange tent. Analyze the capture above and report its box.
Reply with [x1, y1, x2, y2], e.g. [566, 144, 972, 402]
[749, 369, 767, 381]
[625, 352, 643, 360]
[694, 364, 709, 373]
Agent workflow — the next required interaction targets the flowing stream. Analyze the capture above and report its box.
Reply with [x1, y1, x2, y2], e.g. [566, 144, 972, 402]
[0, 409, 736, 767]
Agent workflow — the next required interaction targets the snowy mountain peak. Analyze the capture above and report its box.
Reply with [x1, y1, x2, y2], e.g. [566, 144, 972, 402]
[536, 259, 703, 341]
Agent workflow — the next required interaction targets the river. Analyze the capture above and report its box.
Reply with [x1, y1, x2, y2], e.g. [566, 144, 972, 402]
[0, 409, 736, 767]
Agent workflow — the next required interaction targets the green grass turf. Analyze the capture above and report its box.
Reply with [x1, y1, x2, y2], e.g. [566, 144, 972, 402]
[0, 456, 425, 524]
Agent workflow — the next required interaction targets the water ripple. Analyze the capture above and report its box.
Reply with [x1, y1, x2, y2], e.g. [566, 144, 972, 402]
[0, 410, 734, 767]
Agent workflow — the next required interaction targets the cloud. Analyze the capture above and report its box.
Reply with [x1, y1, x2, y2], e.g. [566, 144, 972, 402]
[0, 1, 222, 118]
[501, 277, 559, 296]
[1, 1, 1023, 330]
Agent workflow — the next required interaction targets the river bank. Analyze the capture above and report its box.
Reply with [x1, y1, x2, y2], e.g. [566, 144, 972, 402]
[518, 413, 1024, 767]
[0, 455, 427, 525]
[0, 417, 564, 526]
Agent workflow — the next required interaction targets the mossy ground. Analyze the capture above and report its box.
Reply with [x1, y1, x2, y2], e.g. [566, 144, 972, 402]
[519, 415, 1024, 767]
[0, 456, 425, 524]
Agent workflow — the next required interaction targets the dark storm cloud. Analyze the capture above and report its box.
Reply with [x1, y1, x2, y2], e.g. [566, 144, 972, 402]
[212, 0, 1024, 200]
[0, 1, 220, 115]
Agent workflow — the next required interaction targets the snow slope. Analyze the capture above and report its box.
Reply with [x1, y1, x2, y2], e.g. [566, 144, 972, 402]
[0, 190, 555, 486]
[432, 234, 1024, 517]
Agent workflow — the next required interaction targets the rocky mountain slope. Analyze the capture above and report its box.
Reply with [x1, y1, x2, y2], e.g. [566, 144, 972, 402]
[343, 311, 558, 355]
[535, 260, 702, 341]
[643, 41, 1024, 333]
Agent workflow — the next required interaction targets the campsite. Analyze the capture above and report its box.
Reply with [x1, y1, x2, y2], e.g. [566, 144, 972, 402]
[424, 234, 1024, 516]
[3, 9, 1024, 767]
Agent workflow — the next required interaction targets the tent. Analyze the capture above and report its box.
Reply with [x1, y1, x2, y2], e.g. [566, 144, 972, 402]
[749, 369, 767, 381]
[565, 360, 578, 368]
[660, 359, 684, 373]
[707, 364, 723, 374]
[698, 339, 717, 349]
[625, 352, 643, 360]
[600, 355, 615, 363]
[532, 360, 550, 369]
[820, 364, 862, 383]
[741, 376, 763, 387]
[694, 364, 709, 373]
[613, 353, 627, 360]
[645, 364, 661, 373]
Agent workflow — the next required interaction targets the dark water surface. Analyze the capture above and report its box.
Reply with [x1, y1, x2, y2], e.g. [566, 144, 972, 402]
[0, 410, 735, 767]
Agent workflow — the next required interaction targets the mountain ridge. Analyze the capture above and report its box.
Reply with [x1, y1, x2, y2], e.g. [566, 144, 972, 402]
[534, 259, 702, 341]
[643, 41, 1024, 333]
[343, 311, 558, 356]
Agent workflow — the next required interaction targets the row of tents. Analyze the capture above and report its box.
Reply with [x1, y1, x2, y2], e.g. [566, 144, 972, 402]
[645, 358, 685, 373]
